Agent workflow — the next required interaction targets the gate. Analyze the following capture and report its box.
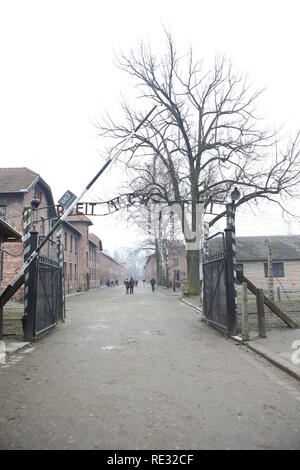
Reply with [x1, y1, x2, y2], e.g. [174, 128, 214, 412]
[35, 255, 63, 336]
[202, 230, 237, 335]
[23, 230, 64, 340]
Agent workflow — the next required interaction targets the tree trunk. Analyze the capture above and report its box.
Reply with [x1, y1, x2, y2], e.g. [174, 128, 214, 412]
[186, 249, 200, 295]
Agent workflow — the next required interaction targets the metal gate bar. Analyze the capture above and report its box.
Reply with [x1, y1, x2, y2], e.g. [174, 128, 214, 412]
[35, 256, 62, 336]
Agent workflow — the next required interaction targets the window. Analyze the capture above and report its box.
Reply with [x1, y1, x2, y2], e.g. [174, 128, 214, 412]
[174, 270, 180, 281]
[64, 232, 67, 250]
[264, 262, 284, 278]
[40, 217, 45, 236]
[34, 186, 42, 202]
[0, 206, 6, 220]
[64, 262, 67, 279]
[174, 258, 179, 266]
[69, 263, 72, 280]
[70, 235, 73, 253]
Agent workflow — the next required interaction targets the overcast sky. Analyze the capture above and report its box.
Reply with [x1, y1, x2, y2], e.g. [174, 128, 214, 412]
[0, 0, 299, 252]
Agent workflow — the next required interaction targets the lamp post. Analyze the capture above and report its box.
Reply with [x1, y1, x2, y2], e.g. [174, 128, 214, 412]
[226, 187, 240, 230]
[225, 187, 241, 335]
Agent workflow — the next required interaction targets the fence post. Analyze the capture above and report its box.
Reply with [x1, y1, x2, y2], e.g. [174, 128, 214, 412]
[242, 282, 249, 342]
[256, 288, 266, 338]
[23, 231, 38, 340]
[277, 286, 281, 302]
[265, 239, 274, 301]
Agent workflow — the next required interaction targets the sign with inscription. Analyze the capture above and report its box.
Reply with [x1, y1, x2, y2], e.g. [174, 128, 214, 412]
[58, 190, 77, 209]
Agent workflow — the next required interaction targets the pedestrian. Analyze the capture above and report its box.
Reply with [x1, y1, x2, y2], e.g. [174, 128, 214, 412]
[129, 277, 134, 294]
[106, 280, 110, 288]
[143, 279, 146, 286]
[150, 278, 156, 292]
[125, 278, 130, 294]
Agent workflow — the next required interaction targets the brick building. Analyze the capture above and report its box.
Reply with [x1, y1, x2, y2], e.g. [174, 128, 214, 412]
[88, 233, 102, 289]
[99, 251, 126, 286]
[0, 167, 56, 300]
[0, 167, 126, 299]
[144, 242, 187, 284]
[60, 219, 82, 293]
[63, 214, 93, 292]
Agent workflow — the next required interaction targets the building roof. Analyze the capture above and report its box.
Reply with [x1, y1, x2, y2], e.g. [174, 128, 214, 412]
[209, 235, 300, 261]
[0, 218, 22, 243]
[0, 167, 39, 192]
[89, 233, 103, 250]
[65, 214, 93, 225]
[0, 167, 56, 217]
[100, 251, 124, 267]
[61, 220, 82, 236]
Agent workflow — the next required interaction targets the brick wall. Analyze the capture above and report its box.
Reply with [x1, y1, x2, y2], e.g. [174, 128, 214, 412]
[64, 215, 92, 292]
[144, 244, 188, 284]
[0, 184, 53, 301]
[59, 222, 81, 294]
[99, 252, 126, 285]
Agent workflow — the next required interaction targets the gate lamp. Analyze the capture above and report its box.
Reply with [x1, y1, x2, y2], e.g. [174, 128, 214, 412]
[230, 187, 241, 206]
[30, 198, 41, 210]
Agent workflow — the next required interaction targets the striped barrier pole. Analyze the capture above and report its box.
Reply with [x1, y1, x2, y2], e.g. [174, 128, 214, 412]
[22, 207, 32, 331]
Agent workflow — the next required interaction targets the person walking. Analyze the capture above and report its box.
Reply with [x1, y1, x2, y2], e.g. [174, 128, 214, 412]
[150, 278, 156, 292]
[125, 278, 130, 294]
[129, 277, 134, 294]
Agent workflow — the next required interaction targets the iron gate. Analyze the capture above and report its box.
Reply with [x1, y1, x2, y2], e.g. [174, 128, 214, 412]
[202, 230, 237, 335]
[35, 255, 63, 336]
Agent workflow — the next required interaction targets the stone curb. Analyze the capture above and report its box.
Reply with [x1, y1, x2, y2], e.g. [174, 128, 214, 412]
[231, 335, 300, 382]
[179, 298, 300, 382]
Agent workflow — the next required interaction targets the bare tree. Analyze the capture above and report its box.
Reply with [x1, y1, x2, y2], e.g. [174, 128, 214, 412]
[98, 32, 300, 294]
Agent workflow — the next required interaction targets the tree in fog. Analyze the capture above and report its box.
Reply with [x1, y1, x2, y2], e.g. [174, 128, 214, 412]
[99, 32, 300, 294]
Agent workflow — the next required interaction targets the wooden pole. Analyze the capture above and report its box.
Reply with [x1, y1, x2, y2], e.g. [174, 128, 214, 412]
[256, 288, 266, 338]
[242, 282, 249, 341]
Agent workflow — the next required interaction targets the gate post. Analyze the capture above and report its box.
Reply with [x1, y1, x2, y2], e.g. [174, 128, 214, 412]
[225, 224, 237, 336]
[56, 227, 65, 321]
[23, 231, 38, 340]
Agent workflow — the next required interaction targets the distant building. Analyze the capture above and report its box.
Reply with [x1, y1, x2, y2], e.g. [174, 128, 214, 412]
[99, 251, 126, 285]
[144, 242, 187, 284]
[209, 235, 300, 293]
[0, 167, 125, 299]
[144, 235, 300, 293]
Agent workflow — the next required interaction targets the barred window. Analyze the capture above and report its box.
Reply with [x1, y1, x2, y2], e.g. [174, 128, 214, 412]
[264, 262, 284, 278]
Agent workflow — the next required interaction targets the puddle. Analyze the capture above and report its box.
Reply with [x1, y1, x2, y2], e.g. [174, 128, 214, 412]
[100, 345, 121, 351]
[87, 324, 110, 329]
[142, 329, 165, 336]
[0, 354, 7, 365]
